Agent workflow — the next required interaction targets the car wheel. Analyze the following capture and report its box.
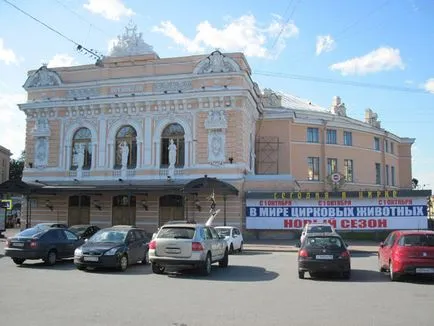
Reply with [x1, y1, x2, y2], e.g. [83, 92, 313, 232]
[238, 242, 243, 253]
[76, 265, 86, 271]
[118, 254, 128, 272]
[229, 244, 234, 254]
[152, 262, 165, 274]
[219, 249, 229, 268]
[309, 272, 318, 278]
[298, 271, 305, 279]
[389, 261, 400, 281]
[201, 253, 212, 276]
[45, 250, 57, 266]
[342, 271, 351, 280]
[142, 250, 149, 265]
[12, 258, 25, 265]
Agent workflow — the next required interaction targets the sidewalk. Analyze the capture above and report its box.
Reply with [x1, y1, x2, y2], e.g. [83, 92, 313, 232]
[243, 239, 379, 254]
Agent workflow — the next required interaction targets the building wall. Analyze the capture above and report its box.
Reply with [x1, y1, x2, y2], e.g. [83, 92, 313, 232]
[0, 145, 12, 183]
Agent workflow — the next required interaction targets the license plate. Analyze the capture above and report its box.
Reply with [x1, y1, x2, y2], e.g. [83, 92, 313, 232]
[415, 268, 434, 274]
[316, 255, 334, 260]
[84, 256, 99, 262]
[165, 249, 180, 254]
[13, 242, 24, 247]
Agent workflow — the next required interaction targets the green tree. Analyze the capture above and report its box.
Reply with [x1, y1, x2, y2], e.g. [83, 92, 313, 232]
[411, 178, 419, 189]
[9, 150, 25, 181]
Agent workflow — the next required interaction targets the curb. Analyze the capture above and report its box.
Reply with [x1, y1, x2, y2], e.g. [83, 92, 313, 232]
[243, 245, 378, 254]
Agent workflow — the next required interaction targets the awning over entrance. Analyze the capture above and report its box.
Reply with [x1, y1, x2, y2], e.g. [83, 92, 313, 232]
[183, 176, 239, 196]
[0, 180, 43, 195]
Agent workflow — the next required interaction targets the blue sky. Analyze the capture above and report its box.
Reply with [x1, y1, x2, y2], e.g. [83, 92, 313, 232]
[0, 0, 433, 189]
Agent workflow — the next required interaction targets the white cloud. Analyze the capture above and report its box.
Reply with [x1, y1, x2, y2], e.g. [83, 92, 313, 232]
[83, 0, 135, 21]
[152, 14, 299, 59]
[47, 54, 77, 68]
[316, 35, 336, 55]
[0, 92, 26, 158]
[0, 38, 18, 65]
[423, 78, 434, 94]
[330, 47, 405, 76]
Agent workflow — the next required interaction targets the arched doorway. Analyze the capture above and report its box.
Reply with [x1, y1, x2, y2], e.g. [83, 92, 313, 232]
[160, 123, 185, 168]
[159, 195, 184, 226]
[112, 195, 136, 226]
[68, 195, 90, 226]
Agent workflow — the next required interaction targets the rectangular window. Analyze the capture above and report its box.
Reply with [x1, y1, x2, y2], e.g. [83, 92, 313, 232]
[327, 158, 338, 175]
[374, 137, 380, 151]
[391, 166, 396, 186]
[307, 157, 320, 181]
[343, 131, 352, 146]
[385, 140, 389, 153]
[375, 163, 381, 185]
[326, 129, 337, 144]
[386, 164, 390, 185]
[344, 159, 353, 182]
[307, 127, 319, 143]
[390, 142, 395, 154]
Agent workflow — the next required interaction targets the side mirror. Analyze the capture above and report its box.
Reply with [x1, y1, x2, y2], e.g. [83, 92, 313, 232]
[152, 233, 157, 240]
[379, 242, 384, 248]
[295, 241, 301, 248]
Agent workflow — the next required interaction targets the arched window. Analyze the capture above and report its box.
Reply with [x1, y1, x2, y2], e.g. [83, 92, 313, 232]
[161, 123, 185, 168]
[71, 128, 92, 170]
[115, 125, 137, 169]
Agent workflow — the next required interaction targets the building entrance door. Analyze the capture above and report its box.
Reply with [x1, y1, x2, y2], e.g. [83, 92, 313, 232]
[112, 195, 136, 226]
[68, 195, 90, 226]
[159, 195, 184, 226]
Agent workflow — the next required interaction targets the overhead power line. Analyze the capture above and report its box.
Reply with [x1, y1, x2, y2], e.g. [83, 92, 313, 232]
[253, 70, 429, 94]
[271, 0, 302, 50]
[2, 0, 103, 62]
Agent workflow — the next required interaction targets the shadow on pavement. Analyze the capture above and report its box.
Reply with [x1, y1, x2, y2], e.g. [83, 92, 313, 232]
[238, 250, 273, 256]
[166, 265, 279, 282]
[304, 269, 389, 283]
[15, 259, 77, 271]
[378, 272, 434, 285]
[349, 250, 378, 257]
[79, 264, 152, 276]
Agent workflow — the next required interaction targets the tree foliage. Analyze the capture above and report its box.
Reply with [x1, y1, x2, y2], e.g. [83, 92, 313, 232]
[9, 150, 25, 181]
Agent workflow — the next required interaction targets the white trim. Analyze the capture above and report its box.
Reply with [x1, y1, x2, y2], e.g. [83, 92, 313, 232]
[144, 117, 152, 166]
[64, 121, 98, 170]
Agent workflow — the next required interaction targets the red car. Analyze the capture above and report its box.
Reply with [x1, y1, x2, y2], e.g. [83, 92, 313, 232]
[378, 230, 434, 281]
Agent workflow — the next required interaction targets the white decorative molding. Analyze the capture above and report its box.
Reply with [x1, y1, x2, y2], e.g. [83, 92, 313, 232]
[67, 88, 99, 98]
[261, 88, 282, 107]
[32, 117, 51, 137]
[208, 130, 226, 164]
[109, 22, 157, 57]
[193, 51, 240, 74]
[330, 96, 347, 117]
[24, 65, 62, 88]
[34, 137, 49, 169]
[110, 85, 144, 94]
[204, 109, 227, 130]
[153, 80, 192, 93]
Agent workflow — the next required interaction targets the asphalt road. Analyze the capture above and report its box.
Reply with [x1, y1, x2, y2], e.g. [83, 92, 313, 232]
[0, 245, 433, 326]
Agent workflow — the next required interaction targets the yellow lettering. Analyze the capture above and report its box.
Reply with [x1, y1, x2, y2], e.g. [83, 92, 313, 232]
[359, 191, 364, 199]
[342, 192, 347, 200]
[384, 191, 389, 198]
[282, 192, 286, 199]
[274, 192, 278, 200]
[324, 192, 329, 200]
[368, 192, 373, 199]
[377, 191, 382, 198]
[315, 192, 320, 200]
[297, 192, 302, 200]
[392, 190, 398, 198]
[306, 192, 311, 199]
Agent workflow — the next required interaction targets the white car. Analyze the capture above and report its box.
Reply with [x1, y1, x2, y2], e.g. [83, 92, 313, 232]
[215, 226, 243, 254]
[300, 222, 337, 245]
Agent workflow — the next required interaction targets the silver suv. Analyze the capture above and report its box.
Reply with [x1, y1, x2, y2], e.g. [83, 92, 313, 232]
[148, 223, 229, 276]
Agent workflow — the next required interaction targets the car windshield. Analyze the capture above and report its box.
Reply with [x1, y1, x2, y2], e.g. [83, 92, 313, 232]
[69, 226, 87, 233]
[34, 223, 52, 230]
[157, 227, 195, 239]
[216, 228, 231, 236]
[308, 225, 333, 233]
[305, 236, 343, 249]
[399, 234, 434, 247]
[17, 228, 44, 238]
[88, 230, 127, 243]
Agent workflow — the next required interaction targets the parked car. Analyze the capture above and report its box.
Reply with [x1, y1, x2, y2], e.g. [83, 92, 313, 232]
[300, 222, 337, 245]
[33, 222, 68, 230]
[74, 225, 150, 272]
[297, 233, 351, 279]
[68, 224, 100, 240]
[149, 222, 229, 276]
[378, 230, 434, 281]
[4, 227, 84, 265]
[215, 226, 243, 254]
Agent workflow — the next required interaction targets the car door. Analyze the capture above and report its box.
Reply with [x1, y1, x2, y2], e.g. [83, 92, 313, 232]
[63, 230, 81, 257]
[233, 228, 241, 250]
[51, 229, 69, 258]
[133, 230, 148, 261]
[381, 232, 397, 268]
[209, 227, 224, 260]
[203, 227, 217, 260]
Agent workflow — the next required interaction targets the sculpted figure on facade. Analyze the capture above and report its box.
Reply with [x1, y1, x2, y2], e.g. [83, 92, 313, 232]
[261, 88, 282, 107]
[205, 109, 227, 130]
[119, 141, 129, 168]
[24, 65, 62, 88]
[194, 51, 240, 74]
[208, 131, 225, 164]
[35, 137, 48, 168]
[76, 144, 85, 171]
[167, 139, 177, 178]
[109, 22, 156, 57]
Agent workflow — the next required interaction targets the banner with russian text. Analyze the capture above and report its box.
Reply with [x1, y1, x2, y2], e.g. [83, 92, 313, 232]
[245, 196, 428, 230]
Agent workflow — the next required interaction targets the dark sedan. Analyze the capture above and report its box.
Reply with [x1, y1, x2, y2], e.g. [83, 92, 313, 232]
[5, 227, 85, 265]
[68, 224, 100, 240]
[74, 226, 150, 272]
[297, 233, 351, 279]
